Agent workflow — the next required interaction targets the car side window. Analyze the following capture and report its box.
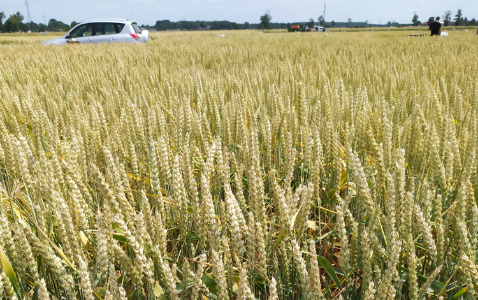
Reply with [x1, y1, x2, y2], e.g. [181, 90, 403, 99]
[114, 23, 125, 33]
[103, 23, 125, 35]
[132, 23, 142, 34]
[92, 23, 101, 36]
[69, 24, 93, 38]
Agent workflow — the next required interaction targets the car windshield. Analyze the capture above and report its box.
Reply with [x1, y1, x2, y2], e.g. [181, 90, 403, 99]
[132, 23, 142, 34]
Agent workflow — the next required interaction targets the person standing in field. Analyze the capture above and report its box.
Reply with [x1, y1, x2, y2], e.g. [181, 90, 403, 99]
[429, 16, 442, 36]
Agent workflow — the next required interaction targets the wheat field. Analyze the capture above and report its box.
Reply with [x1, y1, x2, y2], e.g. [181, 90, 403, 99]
[0, 30, 477, 299]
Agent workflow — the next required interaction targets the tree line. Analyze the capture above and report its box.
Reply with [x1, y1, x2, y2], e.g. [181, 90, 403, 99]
[1, 9, 476, 34]
[151, 20, 257, 30]
[411, 9, 476, 26]
[0, 11, 79, 33]
[0, 11, 261, 32]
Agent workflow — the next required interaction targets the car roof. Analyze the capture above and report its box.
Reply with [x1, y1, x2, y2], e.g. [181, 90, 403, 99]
[83, 19, 131, 24]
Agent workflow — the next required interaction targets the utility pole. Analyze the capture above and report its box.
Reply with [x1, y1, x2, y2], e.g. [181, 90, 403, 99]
[25, 0, 32, 31]
[323, 2, 326, 24]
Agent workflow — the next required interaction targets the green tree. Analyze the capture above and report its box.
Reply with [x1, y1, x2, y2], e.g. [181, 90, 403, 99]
[331, 20, 335, 27]
[48, 18, 59, 31]
[454, 9, 462, 26]
[4, 12, 24, 32]
[347, 18, 352, 27]
[47, 18, 69, 31]
[428, 16, 435, 25]
[307, 18, 314, 29]
[259, 11, 271, 30]
[21, 22, 30, 32]
[28, 22, 46, 32]
[412, 12, 420, 26]
[318, 15, 324, 26]
[155, 20, 174, 31]
[0, 12, 5, 32]
[443, 10, 452, 26]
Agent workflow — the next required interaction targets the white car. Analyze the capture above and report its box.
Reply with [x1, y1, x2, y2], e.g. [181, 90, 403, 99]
[41, 19, 150, 45]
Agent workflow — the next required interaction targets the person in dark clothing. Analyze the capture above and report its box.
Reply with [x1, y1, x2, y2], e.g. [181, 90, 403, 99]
[429, 17, 441, 36]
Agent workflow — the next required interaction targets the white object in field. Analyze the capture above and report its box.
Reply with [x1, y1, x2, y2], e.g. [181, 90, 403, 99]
[141, 29, 150, 42]
[41, 20, 149, 45]
[441, 32, 448, 36]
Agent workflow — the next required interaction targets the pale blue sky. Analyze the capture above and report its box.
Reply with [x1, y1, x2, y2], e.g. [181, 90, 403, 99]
[1, 0, 476, 26]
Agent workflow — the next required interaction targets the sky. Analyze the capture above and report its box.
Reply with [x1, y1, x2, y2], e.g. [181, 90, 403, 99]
[1, 0, 477, 26]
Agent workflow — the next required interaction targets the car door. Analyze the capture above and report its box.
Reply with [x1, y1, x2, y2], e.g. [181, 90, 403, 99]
[66, 23, 95, 44]
[89, 23, 126, 44]
[100, 23, 121, 43]
[84, 23, 105, 44]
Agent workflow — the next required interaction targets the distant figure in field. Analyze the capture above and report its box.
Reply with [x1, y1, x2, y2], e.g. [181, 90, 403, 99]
[429, 17, 441, 36]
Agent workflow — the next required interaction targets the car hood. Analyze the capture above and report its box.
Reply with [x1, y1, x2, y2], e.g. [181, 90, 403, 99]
[41, 36, 67, 45]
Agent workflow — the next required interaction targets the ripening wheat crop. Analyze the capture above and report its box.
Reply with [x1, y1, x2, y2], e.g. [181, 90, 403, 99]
[0, 30, 477, 299]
